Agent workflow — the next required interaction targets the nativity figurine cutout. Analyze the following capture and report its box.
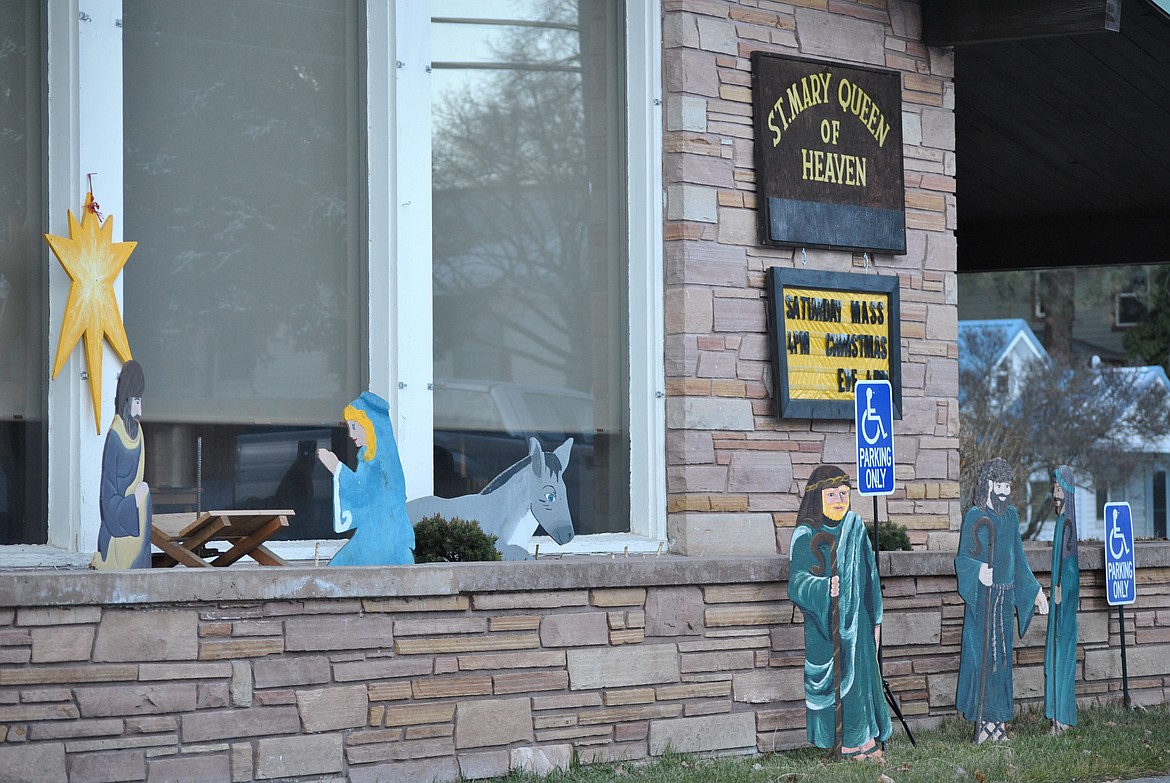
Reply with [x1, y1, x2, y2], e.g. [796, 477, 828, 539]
[955, 457, 1048, 744]
[1045, 465, 1080, 734]
[317, 391, 414, 566]
[92, 360, 152, 570]
[407, 437, 575, 561]
[787, 465, 891, 761]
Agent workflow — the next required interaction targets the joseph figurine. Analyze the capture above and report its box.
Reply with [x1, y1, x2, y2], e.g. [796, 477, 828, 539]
[1045, 465, 1080, 733]
[955, 458, 1048, 743]
[788, 465, 890, 761]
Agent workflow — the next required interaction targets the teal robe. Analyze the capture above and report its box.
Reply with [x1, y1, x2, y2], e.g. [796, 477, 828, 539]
[1045, 512, 1080, 726]
[788, 511, 891, 749]
[955, 504, 1040, 723]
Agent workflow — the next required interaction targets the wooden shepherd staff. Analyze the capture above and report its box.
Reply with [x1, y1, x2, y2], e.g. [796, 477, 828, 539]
[970, 515, 995, 742]
[810, 530, 843, 750]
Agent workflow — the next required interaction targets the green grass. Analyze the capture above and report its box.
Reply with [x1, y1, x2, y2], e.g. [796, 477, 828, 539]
[488, 703, 1170, 782]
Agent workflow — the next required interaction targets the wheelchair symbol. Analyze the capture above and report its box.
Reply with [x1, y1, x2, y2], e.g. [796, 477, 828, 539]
[1109, 507, 1130, 560]
[860, 387, 889, 446]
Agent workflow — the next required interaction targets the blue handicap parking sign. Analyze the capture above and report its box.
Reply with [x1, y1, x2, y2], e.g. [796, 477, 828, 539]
[1104, 502, 1137, 606]
[855, 380, 895, 496]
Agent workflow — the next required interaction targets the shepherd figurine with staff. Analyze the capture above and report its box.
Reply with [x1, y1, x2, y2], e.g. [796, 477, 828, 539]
[955, 458, 1048, 743]
[1045, 465, 1080, 734]
[788, 465, 890, 761]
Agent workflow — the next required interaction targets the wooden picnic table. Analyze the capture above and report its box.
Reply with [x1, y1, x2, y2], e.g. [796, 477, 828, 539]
[151, 510, 293, 568]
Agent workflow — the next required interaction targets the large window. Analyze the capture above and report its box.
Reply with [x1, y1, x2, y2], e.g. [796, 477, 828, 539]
[7, 0, 659, 559]
[430, 0, 631, 536]
[122, 1, 364, 539]
[0, 1, 47, 545]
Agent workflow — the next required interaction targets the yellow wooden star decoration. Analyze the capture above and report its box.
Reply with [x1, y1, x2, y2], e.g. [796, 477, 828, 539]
[45, 192, 137, 433]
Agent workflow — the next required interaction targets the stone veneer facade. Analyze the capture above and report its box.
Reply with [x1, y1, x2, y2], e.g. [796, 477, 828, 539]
[663, 0, 960, 556]
[1, 547, 1168, 782]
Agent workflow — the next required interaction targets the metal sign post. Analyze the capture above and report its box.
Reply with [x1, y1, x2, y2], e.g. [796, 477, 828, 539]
[853, 381, 913, 746]
[1104, 501, 1136, 708]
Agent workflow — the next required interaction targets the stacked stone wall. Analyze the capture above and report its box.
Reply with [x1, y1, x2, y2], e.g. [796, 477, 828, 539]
[1, 548, 1168, 781]
[663, 0, 962, 555]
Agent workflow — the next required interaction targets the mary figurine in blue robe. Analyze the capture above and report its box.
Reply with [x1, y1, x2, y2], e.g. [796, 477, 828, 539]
[317, 391, 414, 566]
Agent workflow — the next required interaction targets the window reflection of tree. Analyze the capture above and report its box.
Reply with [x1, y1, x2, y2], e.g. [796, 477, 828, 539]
[431, 1, 606, 394]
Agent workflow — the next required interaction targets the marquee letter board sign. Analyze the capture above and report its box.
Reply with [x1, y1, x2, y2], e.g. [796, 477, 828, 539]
[766, 266, 902, 420]
[751, 52, 906, 254]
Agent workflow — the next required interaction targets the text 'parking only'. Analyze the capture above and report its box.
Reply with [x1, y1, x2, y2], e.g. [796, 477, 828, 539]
[855, 380, 895, 496]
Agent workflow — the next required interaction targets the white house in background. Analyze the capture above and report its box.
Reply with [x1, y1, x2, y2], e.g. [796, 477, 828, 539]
[959, 318, 1170, 541]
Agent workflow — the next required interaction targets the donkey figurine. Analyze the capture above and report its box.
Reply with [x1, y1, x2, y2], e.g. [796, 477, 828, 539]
[406, 437, 575, 560]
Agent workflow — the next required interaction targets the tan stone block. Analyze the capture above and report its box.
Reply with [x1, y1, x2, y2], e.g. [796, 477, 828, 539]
[363, 596, 469, 613]
[382, 702, 456, 728]
[199, 638, 283, 661]
[346, 739, 451, 763]
[680, 650, 754, 673]
[16, 607, 101, 626]
[705, 604, 788, 627]
[296, 684, 368, 732]
[138, 662, 233, 681]
[181, 706, 300, 743]
[645, 586, 704, 637]
[488, 615, 541, 631]
[255, 733, 343, 779]
[367, 682, 413, 702]
[590, 588, 647, 607]
[579, 703, 682, 725]
[567, 645, 681, 691]
[927, 671, 958, 708]
[393, 617, 488, 636]
[412, 675, 493, 699]
[333, 658, 433, 682]
[603, 688, 656, 706]
[648, 711, 756, 755]
[457, 650, 565, 671]
[534, 723, 614, 743]
[655, 681, 731, 701]
[471, 592, 588, 611]
[231, 660, 253, 708]
[534, 713, 577, 730]
[0, 743, 67, 782]
[540, 612, 609, 647]
[253, 656, 331, 688]
[349, 757, 460, 783]
[405, 724, 453, 740]
[732, 669, 803, 704]
[148, 753, 230, 782]
[92, 610, 198, 662]
[704, 584, 786, 604]
[510, 744, 573, 776]
[70, 748, 146, 781]
[881, 611, 942, 646]
[457, 749, 509, 781]
[285, 616, 393, 652]
[27, 718, 123, 741]
[493, 670, 569, 694]
[395, 632, 539, 655]
[670, 513, 776, 556]
[530, 692, 601, 711]
[610, 629, 646, 645]
[0, 702, 80, 721]
[74, 683, 196, 718]
[30, 625, 94, 663]
[678, 633, 770, 653]
[454, 698, 534, 749]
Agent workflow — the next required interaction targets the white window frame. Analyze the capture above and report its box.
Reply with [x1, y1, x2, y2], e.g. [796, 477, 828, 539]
[10, 0, 663, 566]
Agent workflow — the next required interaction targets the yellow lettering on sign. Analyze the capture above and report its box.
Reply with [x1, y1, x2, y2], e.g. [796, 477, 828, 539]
[783, 286, 892, 402]
[800, 149, 868, 187]
[769, 72, 833, 147]
[837, 78, 891, 148]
